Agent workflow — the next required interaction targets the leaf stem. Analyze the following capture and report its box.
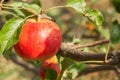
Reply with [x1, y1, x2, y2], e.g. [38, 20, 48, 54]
[80, 60, 104, 64]
[44, 6, 68, 13]
[2, 4, 37, 15]
[2, 6, 19, 9]
[2, 10, 19, 17]
[105, 41, 111, 62]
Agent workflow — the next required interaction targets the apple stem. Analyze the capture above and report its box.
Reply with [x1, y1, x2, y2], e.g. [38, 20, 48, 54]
[40, 10, 45, 15]
[37, 14, 41, 22]
[37, 14, 52, 22]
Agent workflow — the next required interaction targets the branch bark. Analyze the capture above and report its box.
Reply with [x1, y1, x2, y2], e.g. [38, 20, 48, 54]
[77, 65, 116, 76]
[74, 65, 119, 80]
[9, 39, 120, 77]
[59, 42, 120, 65]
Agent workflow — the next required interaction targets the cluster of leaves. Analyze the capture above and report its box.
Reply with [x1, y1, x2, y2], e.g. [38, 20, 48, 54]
[1, 0, 120, 80]
[0, 0, 104, 55]
[66, 0, 103, 26]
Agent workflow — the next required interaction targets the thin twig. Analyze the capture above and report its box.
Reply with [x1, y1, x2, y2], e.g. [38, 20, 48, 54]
[0, 0, 4, 15]
[74, 65, 117, 80]
[10, 55, 39, 75]
[114, 66, 120, 78]
[105, 41, 111, 63]
[71, 39, 109, 49]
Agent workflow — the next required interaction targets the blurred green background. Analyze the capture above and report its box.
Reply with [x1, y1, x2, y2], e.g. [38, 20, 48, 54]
[0, 0, 120, 80]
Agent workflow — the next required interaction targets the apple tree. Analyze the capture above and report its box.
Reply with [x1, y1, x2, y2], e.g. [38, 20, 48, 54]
[0, 0, 120, 80]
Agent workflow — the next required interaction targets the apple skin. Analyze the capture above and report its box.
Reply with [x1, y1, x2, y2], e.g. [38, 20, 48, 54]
[14, 18, 62, 60]
[39, 55, 60, 80]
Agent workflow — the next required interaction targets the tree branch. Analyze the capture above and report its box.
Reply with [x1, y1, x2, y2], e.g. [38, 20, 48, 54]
[9, 39, 120, 77]
[59, 42, 120, 65]
[114, 66, 120, 78]
[77, 65, 116, 76]
[10, 55, 39, 75]
[75, 65, 120, 79]
[71, 39, 109, 49]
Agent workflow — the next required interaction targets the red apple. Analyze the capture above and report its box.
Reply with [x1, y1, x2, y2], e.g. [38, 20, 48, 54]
[14, 17, 62, 60]
[39, 55, 60, 80]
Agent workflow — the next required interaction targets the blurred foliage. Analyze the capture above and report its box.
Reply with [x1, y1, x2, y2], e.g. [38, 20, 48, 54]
[0, 0, 120, 80]
[112, 0, 120, 13]
[111, 20, 120, 44]
[46, 68, 58, 80]
[66, 0, 103, 26]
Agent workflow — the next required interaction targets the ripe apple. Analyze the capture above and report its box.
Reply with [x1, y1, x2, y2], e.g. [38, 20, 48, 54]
[14, 17, 62, 60]
[39, 55, 60, 80]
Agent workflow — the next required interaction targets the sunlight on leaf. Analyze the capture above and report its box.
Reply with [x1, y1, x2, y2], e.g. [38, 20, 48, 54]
[13, 7, 25, 17]
[9, 2, 23, 7]
[6, 2, 41, 14]
[66, 0, 104, 26]
[62, 63, 87, 79]
[66, 0, 86, 13]
[0, 18, 24, 54]
[85, 9, 104, 26]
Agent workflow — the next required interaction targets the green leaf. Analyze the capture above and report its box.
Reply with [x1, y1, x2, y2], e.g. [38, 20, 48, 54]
[111, 20, 120, 44]
[66, 0, 86, 13]
[112, 0, 120, 13]
[7, 2, 41, 14]
[73, 38, 81, 44]
[58, 57, 74, 80]
[3, 48, 13, 60]
[9, 2, 23, 8]
[85, 9, 104, 26]
[22, 3, 41, 14]
[32, 0, 41, 6]
[65, 0, 104, 26]
[13, 7, 25, 17]
[0, 18, 24, 54]
[62, 63, 87, 79]
[29, 4, 41, 14]
[46, 68, 57, 80]
[98, 28, 110, 39]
